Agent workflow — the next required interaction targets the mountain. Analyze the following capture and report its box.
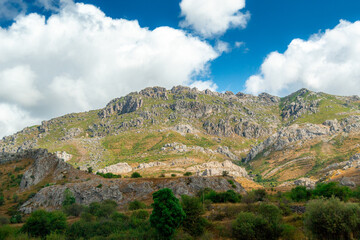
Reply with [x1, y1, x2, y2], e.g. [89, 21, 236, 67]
[1, 86, 360, 187]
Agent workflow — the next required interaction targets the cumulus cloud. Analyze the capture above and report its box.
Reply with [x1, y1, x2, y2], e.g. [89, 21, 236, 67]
[0, 104, 40, 137]
[179, 0, 250, 38]
[245, 20, 360, 96]
[0, 1, 219, 137]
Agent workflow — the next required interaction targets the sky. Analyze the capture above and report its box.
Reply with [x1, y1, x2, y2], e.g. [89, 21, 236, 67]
[0, 0, 360, 137]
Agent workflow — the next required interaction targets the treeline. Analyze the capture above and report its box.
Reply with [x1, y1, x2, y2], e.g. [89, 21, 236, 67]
[1, 182, 360, 239]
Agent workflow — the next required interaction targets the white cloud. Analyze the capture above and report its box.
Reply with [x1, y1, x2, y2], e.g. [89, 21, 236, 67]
[0, 1, 219, 138]
[0, 104, 40, 137]
[234, 41, 244, 48]
[245, 20, 360, 96]
[215, 40, 230, 53]
[179, 0, 250, 38]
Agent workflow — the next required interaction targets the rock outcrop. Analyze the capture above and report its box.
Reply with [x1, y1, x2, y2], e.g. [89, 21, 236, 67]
[20, 176, 246, 214]
[97, 162, 133, 175]
[187, 160, 249, 178]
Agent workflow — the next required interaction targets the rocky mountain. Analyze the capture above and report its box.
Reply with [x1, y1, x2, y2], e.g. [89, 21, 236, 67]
[1, 86, 360, 187]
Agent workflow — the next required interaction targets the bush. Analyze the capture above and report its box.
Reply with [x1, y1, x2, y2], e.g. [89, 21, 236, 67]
[304, 198, 360, 239]
[232, 212, 273, 240]
[0, 225, 17, 240]
[46, 232, 66, 240]
[96, 172, 121, 178]
[171, 174, 176, 177]
[183, 172, 192, 176]
[312, 182, 351, 201]
[62, 189, 75, 207]
[131, 210, 149, 220]
[10, 214, 22, 224]
[21, 210, 67, 238]
[131, 172, 142, 178]
[88, 200, 117, 219]
[181, 195, 207, 237]
[204, 189, 241, 203]
[128, 200, 146, 210]
[63, 203, 84, 217]
[150, 188, 186, 239]
[290, 186, 312, 202]
[0, 216, 9, 226]
[87, 167, 93, 173]
[0, 192, 4, 206]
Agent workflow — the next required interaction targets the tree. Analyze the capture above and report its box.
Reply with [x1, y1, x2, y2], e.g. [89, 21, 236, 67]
[304, 198, 360, 240]
[232, 212, 272, 240]
[181, 195, 207, 237]
[312, 182, 351, 201]
[21, 210, 67, 238]
[87, 167, 93, 173]
[150, 188, 185, 239]
[131, 172, 142, 178]
[62, 189, 75, 207]
[290, 186, 312, 202]
[0, 192, 4, 206]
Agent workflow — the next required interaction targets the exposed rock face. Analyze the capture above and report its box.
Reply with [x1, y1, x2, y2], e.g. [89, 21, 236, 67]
[246, 116, 360, 162]
[55, 151, 73, 162]
[187, 160, 249, 178]
[97, 162, 133, 175]
[340, 177, 356, 187]
[172, 124, 198, 135]
[20, 149, 76, 190]
[139, 87, 168, 99]
[161, 142, 239, 161]
[135, 162, 166, 170]
[99, 95, 143, 118]
[281, 89, 320, 120]
[20, 176, 246, 214]
[294, 178, 316, 189]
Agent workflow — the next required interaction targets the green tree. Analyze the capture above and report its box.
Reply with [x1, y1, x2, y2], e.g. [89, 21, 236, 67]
[0, 192, 4, 206]
[181, 195, 207, 237]
[62, 189, 75, 207]
[150, 188, 185, 239]
[87, 167, 93, 173]
[131, 172, 142, 178]
[312, 182, 351, 201]
[290, 186, 312, 202]
[304, 198, 360, 240]
[21, 210, 67, 238]
[128, 200, 146, 210]
[232, 212, 272, 240]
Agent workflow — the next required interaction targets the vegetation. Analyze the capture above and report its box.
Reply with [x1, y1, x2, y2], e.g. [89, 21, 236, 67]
[181, 195, 207, 237]
[150, 188, 185, 239]
[304, 198, 360, 240]
[128, 200, 147, 210]
[131, 172, 142, 178]
[96, 172, 121, 178]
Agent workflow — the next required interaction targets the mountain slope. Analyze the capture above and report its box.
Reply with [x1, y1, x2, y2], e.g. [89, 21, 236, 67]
[1, 86, 360, 185]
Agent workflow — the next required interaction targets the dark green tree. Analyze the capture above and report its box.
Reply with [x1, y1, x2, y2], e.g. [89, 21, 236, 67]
[150, 188, 185, 239]
[62, 188, 75, 207]
[304, 198, 360, 240]
[290, 186, 312, 202]
[312, 182, 351, 201]
[131, 172, 142, 178]
[0, 192, 4, 206]
[21, 210, 67, 238]
[181, 195, 207, 237]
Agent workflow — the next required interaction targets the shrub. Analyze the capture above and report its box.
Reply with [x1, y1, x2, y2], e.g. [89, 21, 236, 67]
[87, 167, 93, 173]
[181, 195, 207, 237]
[131, 172, 142, 178]
[46, 233, 66, 240]
[222, 171, 229, 177]
[0, 192, 4, 206]
[10, 214, 22, 224]
[0, 225, 17, 240]
[171, 174, 176, 177]
[96, 172, 121, 178]
[304, 198, 360, 240]
[232, 212, 273, 240]
[150, 188, 186, 239]
[290, 186, 312, 202]
[12, 194, 18, 203]
[0, 216, 9, 226]
[131, 210, 149, 220]
[21, 210, 67, 238]
[312, 182, 351, 201]
[128, 200, 146, 210]
[63, 203, 84, 217]
[184, 172, 192, 176]
[88, 200, 117, 219]
[204, 189, 241, 203]
[62, 189, 75, 207]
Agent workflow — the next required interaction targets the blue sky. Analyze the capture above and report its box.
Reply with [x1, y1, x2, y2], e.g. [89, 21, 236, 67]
[0, 0, 360, 137]
[73, 0, 360, 93]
